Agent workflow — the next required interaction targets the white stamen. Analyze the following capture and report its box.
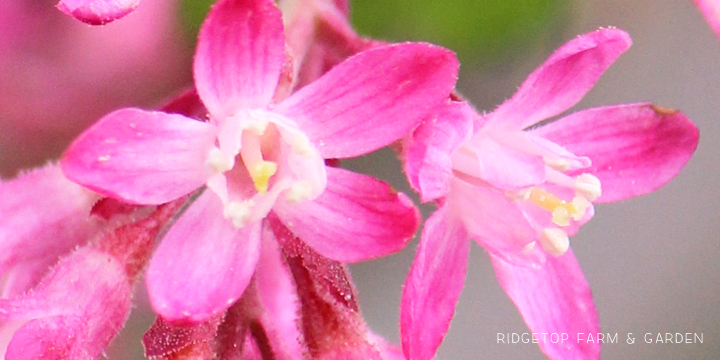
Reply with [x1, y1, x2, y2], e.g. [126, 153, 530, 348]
[285, 180, 314, 204]
[243, 119, 269, 136]
[543, 156, 572, 171]
[539, 228, 570, 257]
[575, 174, 602, 201]
[522, 241, 537, 254]
[206, 147, 234, 173]
[291, 134, 313, 157]
[223, 200, 254, 228]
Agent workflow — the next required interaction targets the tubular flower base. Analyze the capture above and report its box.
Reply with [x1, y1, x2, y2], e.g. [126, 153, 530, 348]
[401, 28, 699, 360]
[62, 0, 455, 324]
[140, 217, 413, 360]
[0, 248, 132, 360]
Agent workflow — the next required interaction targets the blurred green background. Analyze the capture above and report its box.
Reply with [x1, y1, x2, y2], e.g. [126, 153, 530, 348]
[181, 0, 573, 88]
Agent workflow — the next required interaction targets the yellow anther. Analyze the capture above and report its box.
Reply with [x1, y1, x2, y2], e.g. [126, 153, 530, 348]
[526, 188, 589, 227]
[250, 161, 277, 194]
[552, 207, 571, 227]
[526, 188, 564, 212]
[570, 196, 591, 221]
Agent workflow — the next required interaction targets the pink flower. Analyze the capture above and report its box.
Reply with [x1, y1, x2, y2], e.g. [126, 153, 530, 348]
[0, 247, 132, 360]
[56, 0, 139, 25]
[401, 28, 699, 360]
[692, 0, 720, 40]
[62, 0, 458, 323]
[0, 165, 102, 297]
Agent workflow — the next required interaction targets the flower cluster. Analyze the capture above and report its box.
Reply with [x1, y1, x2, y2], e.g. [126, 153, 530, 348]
[0, 0, 701, 359]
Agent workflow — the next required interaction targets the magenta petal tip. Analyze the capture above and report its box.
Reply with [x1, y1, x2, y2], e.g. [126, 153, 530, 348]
[57, 0, 140, 25]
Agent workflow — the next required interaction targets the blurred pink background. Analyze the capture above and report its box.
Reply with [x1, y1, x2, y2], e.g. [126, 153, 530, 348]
[0, 0, 192, 177]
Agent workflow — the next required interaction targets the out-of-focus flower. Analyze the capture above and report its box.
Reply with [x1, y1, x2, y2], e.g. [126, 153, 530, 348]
[0, 247, 132, 360]
[62, 0, 458, 324]
[692, 0, 720, 40]
[0, 172, 189, 359]
[56, 0, 139, 25]
[0, 165, 102, 298]
[279, 0, 381, 90]
[0, 0, 191, 176]
[400, 28, 699, 360]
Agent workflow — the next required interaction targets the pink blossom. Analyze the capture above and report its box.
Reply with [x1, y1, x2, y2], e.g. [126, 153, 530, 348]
[401, 28, 699, 360]
[62, 0, 458, 323]
[56, 0, 139, 25]
[0, 0, 191, 176]
[692, 0, 720, 40]
[0, 247, 132, 360]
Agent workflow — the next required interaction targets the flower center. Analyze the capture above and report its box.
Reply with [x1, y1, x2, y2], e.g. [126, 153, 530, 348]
[514, 166, 601, 257]
[452, 130, 602, 258]
[205, 110, 326, 228]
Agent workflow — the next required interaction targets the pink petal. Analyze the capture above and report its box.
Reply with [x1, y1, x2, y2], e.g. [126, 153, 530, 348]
[403, 100, 474, 202]
[273, 166, 419, 262]
[487, 28, 631, 130]
[0, 165, 101, 295]
[56, 0, 139, 25]
[146, 192, 261, 322]
[532, 103, 700, 203]
[254, 227, 305, 359]
[449, 178, 542, 266]
[490, 250, 600, 360]
[61, 108, 216, 205]
[692, 0, 720, 40]
[275, 43, 459, 159]
[194, 0, 285, 118]
[5, 316, 84, 360]
[470, 136, 547, 190]
[401, 206, 470, 360]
